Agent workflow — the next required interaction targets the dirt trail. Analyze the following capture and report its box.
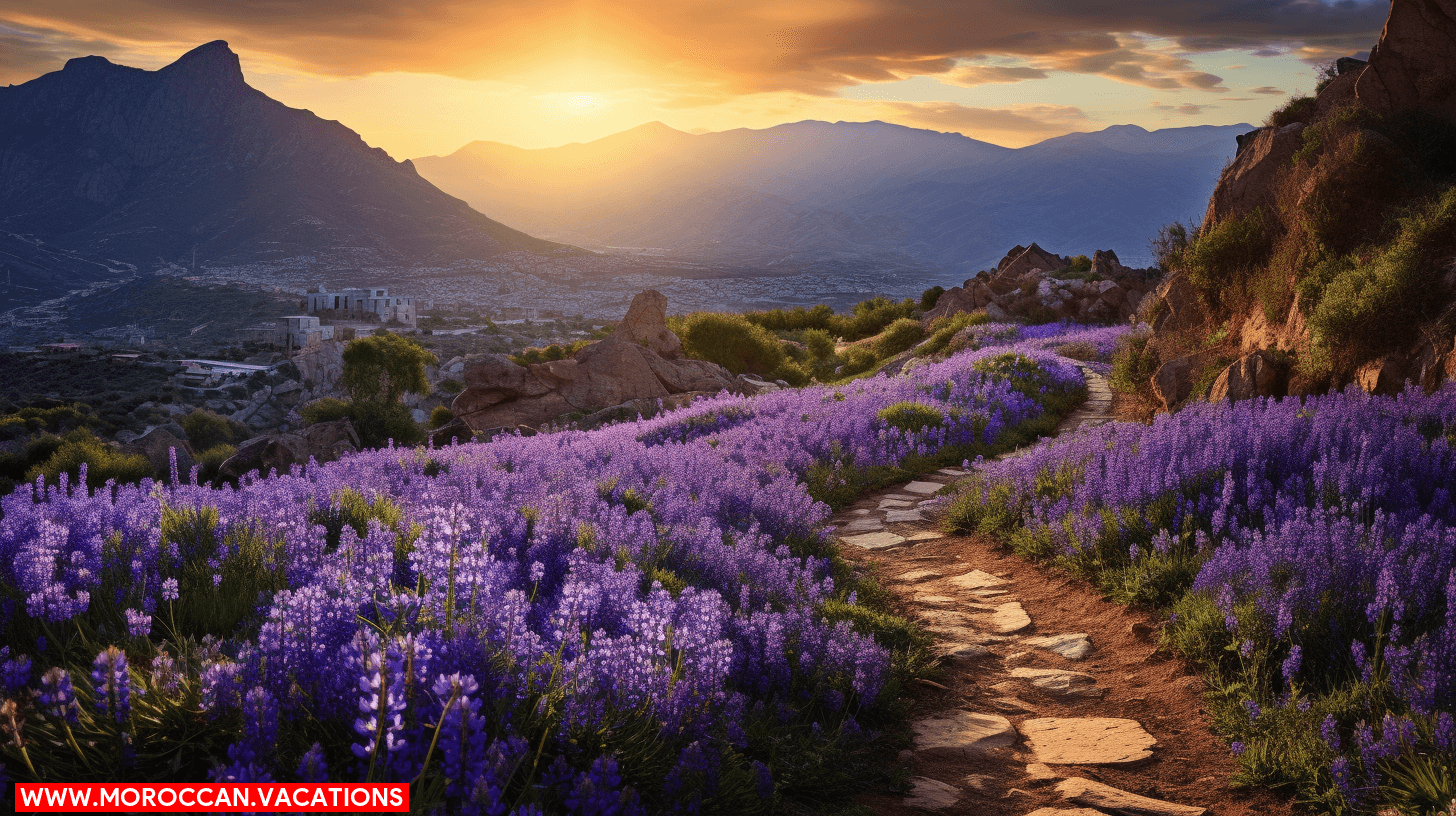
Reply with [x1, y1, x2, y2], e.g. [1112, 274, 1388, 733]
[837, 365, 1297, 816]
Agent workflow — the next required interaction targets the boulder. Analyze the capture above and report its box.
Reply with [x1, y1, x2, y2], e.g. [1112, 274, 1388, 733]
[1202, 122, 1306, 229]
[1148, 274, 1205, 334]
[1091, 249, 1125, 277]
[219, 418, 359, 480]
[428, 417, 475, 447]
[1151, 350, 1222, 412]
[1356, 354, 1409, 396]
[611, 289, 683, 359]
[923, 286, 977, 323]
[1355, 0, 1456, 122]
[1207, 350, 1285, 402]
[997, 243, 1066, 279]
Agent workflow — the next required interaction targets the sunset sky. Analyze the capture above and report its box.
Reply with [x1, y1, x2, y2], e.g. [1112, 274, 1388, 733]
[1, 1, 1388, 159]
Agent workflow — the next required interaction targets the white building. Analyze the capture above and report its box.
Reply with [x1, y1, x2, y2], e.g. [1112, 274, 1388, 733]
[306, 286, 417, 327]
[275, 315, 335, 350]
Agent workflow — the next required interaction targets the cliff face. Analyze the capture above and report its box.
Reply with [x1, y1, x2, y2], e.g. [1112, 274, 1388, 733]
[0, 41, 574, 273]
[1134, 0, 1456, 411]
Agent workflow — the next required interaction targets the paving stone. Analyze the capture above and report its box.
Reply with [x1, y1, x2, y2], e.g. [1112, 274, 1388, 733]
[842, 517, 885, 532]
[885, 509, 927, 523]
[987, 695, 1038, 714]
[898, 569, 944, 583]
[1024, 633, 1094, 660]
[947, 569, 1008, 591]
[913, 593, 957, 606]
[851, 508, 872, 515]
[1024, 809, 1104, 816]
[912, 710, 1015, 754]
[941, 643, 993, 659]
[962, 774, 993, 790]
[1025, 763, 1059, 781]
[1055, 777, 1205, 815]
[905, 531, 945, 542]
[970, 588, 1009, 597]
[878, 499, 917, 509]
[903, 481, 946, 495]
[904, 777, 960, 810]
[984, 602, 1033, 634]
[937, 467, 970, 477]
[1008, 668, 1103, 698]
[1022, 718, 1156, 765]
[841, 531, 906, 550]
[884, 493, 919, 501]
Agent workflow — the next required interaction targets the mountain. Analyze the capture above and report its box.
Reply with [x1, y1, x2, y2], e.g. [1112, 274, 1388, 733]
[0, 41, 577, 309]
[416, 120, 1251, 273]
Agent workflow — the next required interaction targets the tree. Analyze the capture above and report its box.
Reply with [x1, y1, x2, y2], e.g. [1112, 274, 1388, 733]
[341, 333, 436, 406]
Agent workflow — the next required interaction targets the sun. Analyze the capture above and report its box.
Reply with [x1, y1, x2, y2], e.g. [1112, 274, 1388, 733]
[565, 93, 606, 111]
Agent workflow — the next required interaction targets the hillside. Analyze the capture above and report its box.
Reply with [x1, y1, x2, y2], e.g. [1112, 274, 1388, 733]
[1132, 0, 1456, 411]
[415, 120, 1250, 273]
[0, 41, 579, 308]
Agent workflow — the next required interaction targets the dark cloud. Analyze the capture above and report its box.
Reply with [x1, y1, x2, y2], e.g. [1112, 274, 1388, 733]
[1250, 86, 1285, 94]
[946, 64, 1049, 85]
[0, 0, 1390, 97]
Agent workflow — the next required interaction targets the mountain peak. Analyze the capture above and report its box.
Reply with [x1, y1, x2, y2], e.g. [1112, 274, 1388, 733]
[159, 40, 245, 87]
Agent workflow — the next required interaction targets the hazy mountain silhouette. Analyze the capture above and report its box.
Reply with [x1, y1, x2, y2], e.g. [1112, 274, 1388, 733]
[417, 120, 1250, 271]
[0, 41, 576, 308]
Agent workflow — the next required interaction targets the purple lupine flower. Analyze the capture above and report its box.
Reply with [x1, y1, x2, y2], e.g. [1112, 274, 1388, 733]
[124, 608, 151, 638]
[39, 668, 78, 723]
[90, 647, 130, 723]
[297, 742, 329, 782]
[1230, 741, 1246, 756]
[161, 578, 179, 602]
[1242, 699, 1261, 720]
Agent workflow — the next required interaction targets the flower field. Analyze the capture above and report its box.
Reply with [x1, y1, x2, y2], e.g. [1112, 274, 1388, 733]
[0, 342, 1084, 812]
[945, 386, 1456, 814]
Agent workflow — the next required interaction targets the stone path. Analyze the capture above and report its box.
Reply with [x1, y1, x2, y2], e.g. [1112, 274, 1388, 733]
[832, 365, 1215, 816]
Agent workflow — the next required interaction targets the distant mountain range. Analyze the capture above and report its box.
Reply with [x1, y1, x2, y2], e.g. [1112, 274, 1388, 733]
[416, 119, 1252, 273]
[0, 41, 577, 311]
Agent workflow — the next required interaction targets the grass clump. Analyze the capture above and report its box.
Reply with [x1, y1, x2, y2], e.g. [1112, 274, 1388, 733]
[876, 402, 946, 434]
[872, 318, 925, 358]
[916, 311, 991, 358]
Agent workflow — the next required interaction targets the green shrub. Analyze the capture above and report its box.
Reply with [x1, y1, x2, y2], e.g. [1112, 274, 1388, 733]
[349, 401, 424, 449]
[840, 297, 919, 341]
[300, 398, 352, 426]
[872, 318, 925, 358]
[919, 286, 946, 311]
[1266, 95, 1317, 129]
[1111, 333, 1159, 397]
[877, 402, 946, 434]
[1182, 207, 1275, 302]
[1149, 222, 1195, 272]
[429, 405, 455, 428]
[837, 346, 879, 376]
[1067, 254, 1092, 272]
[438, 378, 463, 394]
[771, 359, 811, 388]
[179, 410, 245, 452]
[675, 312, 786, 376]
[802, 328, 836, 359]
[195, 444, 236, 486]
[916, 311, 991, 358]
[742, 304, 836, 333]
[25, 430, 152, 490]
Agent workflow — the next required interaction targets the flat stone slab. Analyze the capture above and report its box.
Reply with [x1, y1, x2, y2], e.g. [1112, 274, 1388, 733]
[984, 602, 1033, 634]
[905, 531, 945, 542]
[1025, 809, 1104, 816]
[842, 517, 885, 532]
[913, 593, 957, 606]
[899, 569, 944, 583]
[878, 499, 916, 509]
[885, 509, 927, 523]
[1009, 668, 1102, 698]
[1056, 778, 1205, 815]
[903, 480, 946, 495]
[841, 531, 906, 550]
[1025, 763, 1059, 781]
[912, 711, 1015, 754]
[904, 777, 960, 810]
[1023, 718, 1156, 765]
[947, 570, 1007, 591]
[1024, 633, 1094, 660]
[884, 493, 919, 501]
[941, 643, 992, 659]
[937, 467, 970, 477]
[970, 589, 1009, 598]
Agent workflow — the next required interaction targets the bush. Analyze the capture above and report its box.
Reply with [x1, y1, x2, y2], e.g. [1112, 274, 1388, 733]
[837, 346, 879, 376]
[802, 328, 836, 360]
[25, 430, 152, 490]
[195, 444, 237, 485]
[742, 304, 836, 333]
[1067, 254, 1092, 272]
[349, 401, 425, 449]
[916, 311, 991, 358]
[919, 286, 945, 311]
[675, 312, 786, 377]
[179, 410, 245, 452]
[872, 318, 925, 358]
[1266, 95, 1317, 129]
[877, 402, 946, 434]
[300, 398, 352, 426]
[1181, 208, 1275, 303]
[1149, 222, 1194, 272]
[840, 297, 919, 341]
[437, 378, 463, 394]
[429, 405, 455, 428]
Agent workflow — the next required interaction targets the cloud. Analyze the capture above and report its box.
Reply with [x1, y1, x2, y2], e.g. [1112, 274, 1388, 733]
[880, 100, 1086, 137]
[944, 64, 1049, 85]
[1152, 101, 1216, 115]
[0, 0, 1389, 98]
[1250, 86, 1285, 94]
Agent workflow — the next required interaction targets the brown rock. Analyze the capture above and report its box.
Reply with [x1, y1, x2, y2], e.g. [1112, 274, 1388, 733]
[299, 418, 360, 458]
[1020, 718, 1156, 765]
[124, 425, 196, 479]
[999, 243, 1066, 279]
[923, 286, 977, 323]
[1091, 249, 1125, 277]
[1207, 350, 1285, 402]
[912, 711, 1016, 755]
[1148, 274, 1205, 334]
[1056, 777, 1206, 816]
[428, 417, 475, 447]
[1355, 0, 1456, 122]
[1151, 350, 1222, 412]
[612, 289, 683, 359]
[1356, 354, 1409, 396]
[1202, 122, 1305, 230]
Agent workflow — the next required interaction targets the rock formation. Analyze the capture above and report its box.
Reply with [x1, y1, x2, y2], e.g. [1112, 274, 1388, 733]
[925, 244, 1158, 326]
[1134, 0, 1456, 409]
[451, 290, 745, 431]
[219, 418, 360, 481]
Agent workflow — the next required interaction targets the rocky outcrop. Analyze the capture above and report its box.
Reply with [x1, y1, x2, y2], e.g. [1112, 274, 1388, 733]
[1206, 351, 1286, 403]
[925, 244, 1158, 327]
[1355, 0, 1456, 121]
[122, 425, 196, 479]
[218, 418, 359, 480]
[451, 292, 745, 431]
[1202, 122, 1305, 230]
[1151, 350, 1223, 413]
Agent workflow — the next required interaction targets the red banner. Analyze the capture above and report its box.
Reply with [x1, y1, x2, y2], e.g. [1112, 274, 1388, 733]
[14, 783, 408, 813]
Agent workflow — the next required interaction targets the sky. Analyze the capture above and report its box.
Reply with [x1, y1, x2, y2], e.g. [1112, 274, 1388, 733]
[0, 1, 1388, 159]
